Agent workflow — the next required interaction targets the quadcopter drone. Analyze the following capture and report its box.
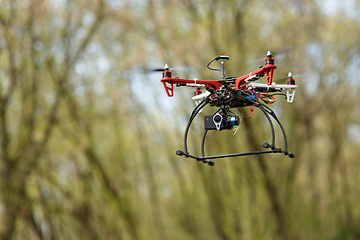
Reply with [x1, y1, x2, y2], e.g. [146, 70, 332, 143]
[157, 51, 297, 166]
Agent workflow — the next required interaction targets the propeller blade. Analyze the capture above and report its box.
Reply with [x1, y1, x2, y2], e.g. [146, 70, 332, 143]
[245, 47, 292, 64]
[275, 72, 302, 84]
[150, 68, 169, 72]
[149, 64, 170, 72]
[148, 65, 195, 73]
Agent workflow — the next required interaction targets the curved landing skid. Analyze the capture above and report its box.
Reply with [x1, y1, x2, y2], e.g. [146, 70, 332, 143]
[176, 91, 295, 166]
[176, 145, 295, 166]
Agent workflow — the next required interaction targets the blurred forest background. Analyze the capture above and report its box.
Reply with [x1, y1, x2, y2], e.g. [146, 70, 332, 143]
[1, 0, 360, 239]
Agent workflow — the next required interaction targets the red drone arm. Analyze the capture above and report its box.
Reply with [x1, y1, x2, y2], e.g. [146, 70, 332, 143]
[161, 52, 277, 97]
[161, 75, 223, 97]
[235, 56, 277, 89]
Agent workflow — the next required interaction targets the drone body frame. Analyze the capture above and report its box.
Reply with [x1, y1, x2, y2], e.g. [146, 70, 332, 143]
[158, 51, 297, 166]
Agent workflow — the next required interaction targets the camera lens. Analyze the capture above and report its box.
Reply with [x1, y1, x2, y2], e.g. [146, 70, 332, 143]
[214, 115, 222, 123]
[212, 113, 223, 131]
